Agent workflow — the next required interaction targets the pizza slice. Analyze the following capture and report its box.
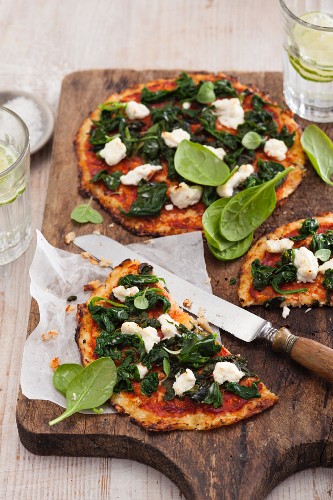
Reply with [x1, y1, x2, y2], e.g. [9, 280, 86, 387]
[76, 259, 278, 431]
[239, 213, 333, 308]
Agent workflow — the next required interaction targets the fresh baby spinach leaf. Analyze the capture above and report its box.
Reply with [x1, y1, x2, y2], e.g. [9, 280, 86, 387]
[175, 140, 230, 186]
[196, 81, 216, 104]
[207, 233, 253, 261]
[219, 168, 292, 241]
[49, 357, 117, 426]
[301, 125, 333, 186]
[53, 364, 84, 395]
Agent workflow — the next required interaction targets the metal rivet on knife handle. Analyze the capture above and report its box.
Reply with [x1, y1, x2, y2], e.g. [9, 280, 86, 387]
[272, 327, 333, 383]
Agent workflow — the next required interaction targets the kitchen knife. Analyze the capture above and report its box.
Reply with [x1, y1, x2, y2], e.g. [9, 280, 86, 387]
[74, 234, 333, 382]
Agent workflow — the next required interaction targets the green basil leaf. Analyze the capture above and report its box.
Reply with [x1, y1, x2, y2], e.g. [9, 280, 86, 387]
[241, 131, 262, 150]
[134, 293, 149, 310]
[70, 203, 103, 224]
[301, 125, 333, 186]
[175, 140, 230, 186]
[53, 364, 84, 395]
[49, 357, 117, 426]
[207, 233, 253, 261]
[196, 81, 216, 104]
[315, 248, 331, 262]
[220, 168, 292, 241]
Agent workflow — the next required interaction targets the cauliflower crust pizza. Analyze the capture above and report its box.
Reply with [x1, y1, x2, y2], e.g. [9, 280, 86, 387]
[75, 72, 305, 236]
[239, 214, 333, 308]
[76, 259, 278, 431]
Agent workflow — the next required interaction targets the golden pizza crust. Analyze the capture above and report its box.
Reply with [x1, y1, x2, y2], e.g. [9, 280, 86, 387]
[75, 72, 305, 237]
[239, 213, 333, 308]
[76, 259, 278, 431]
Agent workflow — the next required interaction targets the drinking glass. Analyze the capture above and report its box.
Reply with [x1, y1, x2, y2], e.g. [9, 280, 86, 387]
[0, 106, 32, 265]
[279, 0, 333, 122]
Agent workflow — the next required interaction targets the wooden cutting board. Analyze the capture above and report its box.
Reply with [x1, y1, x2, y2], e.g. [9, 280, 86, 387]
[16, 70, 333, 500]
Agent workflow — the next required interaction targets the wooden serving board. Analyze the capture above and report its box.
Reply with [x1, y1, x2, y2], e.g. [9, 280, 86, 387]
[17, 70, 333, 499]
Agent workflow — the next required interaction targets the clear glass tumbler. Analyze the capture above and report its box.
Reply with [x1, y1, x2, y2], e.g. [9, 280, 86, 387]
[0, 106, 32, 265]
[279, 0, 333, 122]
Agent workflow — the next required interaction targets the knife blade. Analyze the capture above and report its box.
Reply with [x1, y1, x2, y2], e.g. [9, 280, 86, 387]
[74, 233, 333, 382]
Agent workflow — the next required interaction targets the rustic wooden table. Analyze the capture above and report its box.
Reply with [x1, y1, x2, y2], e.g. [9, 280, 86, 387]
[0, 1, 332, 498]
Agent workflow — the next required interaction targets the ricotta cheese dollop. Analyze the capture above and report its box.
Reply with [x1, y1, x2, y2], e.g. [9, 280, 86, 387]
[120, 321, 160, 353]
[161, 128, 191, 148]
[213, 361, 245, 385]
[264, 138, 288, 161]
[158, 313, 179, 339]
[204, 144, 226, 161]
[169, 182, 203, 209]
[120, 163, 162, 186]
[99, 137, 127, 166]
[125, 100, 150, 120]
[112, 285, 140, 303]
[217, 164, 254, 198]
[294, 247, 319, 283]
[212, 98, 245, 130]
[266, 238, 294, 253]
[172, 369, 196, 396]
[318, 258, 333, 273]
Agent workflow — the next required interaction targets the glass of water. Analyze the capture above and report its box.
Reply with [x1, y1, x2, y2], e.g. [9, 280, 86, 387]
[279, 0, 333, 122]
[0, 106, 32, 265]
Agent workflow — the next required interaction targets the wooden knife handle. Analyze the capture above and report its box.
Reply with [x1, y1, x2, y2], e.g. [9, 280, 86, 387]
[272, 327, 333, 382]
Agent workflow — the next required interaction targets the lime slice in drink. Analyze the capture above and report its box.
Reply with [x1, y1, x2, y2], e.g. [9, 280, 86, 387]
[0, 143, 24, 205]
[290, 11, 333, 82]
[0, 143, 18, 173]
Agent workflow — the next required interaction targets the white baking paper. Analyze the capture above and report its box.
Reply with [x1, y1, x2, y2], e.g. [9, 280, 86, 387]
[20, 230, 213, 410]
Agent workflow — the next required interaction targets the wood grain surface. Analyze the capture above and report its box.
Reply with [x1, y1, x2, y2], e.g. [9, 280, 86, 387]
[16, 69, 333, 500]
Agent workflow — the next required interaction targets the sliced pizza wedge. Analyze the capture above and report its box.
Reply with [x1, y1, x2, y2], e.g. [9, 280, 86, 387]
[239, 213, 333, 308]
[76, 259, 278, 431]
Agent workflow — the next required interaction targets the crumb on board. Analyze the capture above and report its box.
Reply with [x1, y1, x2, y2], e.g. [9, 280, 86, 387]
[81, 251, 91, 259]
[41, 330, 59, 341]
[99, 256, 113, 267]
[282, 306, 290, 319]
[109, 223, 114, 228]
[183, 298, 193, 309]
[49, 357, 60, 371]
[92, 229, 101, 235]
[195, 307, 214, 333]
[305, 308, 312, 314]
[65, 304, 76, 314]
[84, 280, 101, 291]
[64, 231, 76, 244]
[204, 277, 211, 284]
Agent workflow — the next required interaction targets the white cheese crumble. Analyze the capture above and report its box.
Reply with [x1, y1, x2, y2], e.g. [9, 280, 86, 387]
[282, 306, 290, 319]
[165, 204, 174, 211]
[172, 369, 196, 396]
[120, 163, 162, 186]
[204, 144, 226, 161]
[212, 98, 245, 130]
[136, 363, 149, 379]
[213, 362, 245, 385]
[112, 285, 140, 303]
[266, 238, 294, 253]
[217, 164, 254, 198]
[264, 138, 288, 161]
[120, 321, 160, 352]
[169, 182, 203, 209]
[158, 313, 179, 339]
[125, 100, 150, 120]
[182, 102, 191, 109]
[99, 137, 127, 166]
[161, 128, 191, 148]
[318, 258, 333, 273]
[294, 247, 319, 283]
